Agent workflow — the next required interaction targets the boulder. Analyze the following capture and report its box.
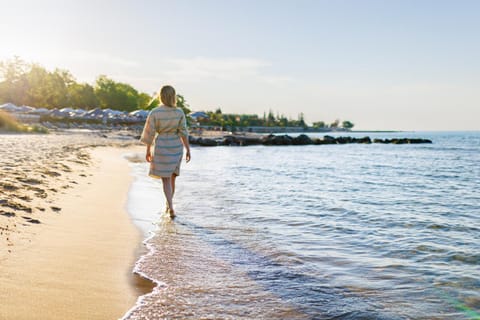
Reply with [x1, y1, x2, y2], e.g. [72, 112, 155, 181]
[357, 136, 372, 144]
[270, 135, 293, 145]
[189, 136, 200, 144]
[373, 138, 432, 144]
[262, 134, 294, 145]
[335, 136, 353, 144]
[292, 134, 314, 145]
[320, 135, 337, 144]
[221, 136, 236, 146]
[188, 134, 431, 147]
[197, 138, 218, 146]
[243, 136, 263, 146]
[409, 138, 432, 144]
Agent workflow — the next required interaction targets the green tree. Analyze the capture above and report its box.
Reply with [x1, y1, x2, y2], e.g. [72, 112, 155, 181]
[0, 57, 30, 105]
[0, 56, 28, 83]
[143, 92, 160, 110]
[278, 114, 288, 127]
[1, 60, 72, 108]
[22, 64, 69, 107]
[67, 83, 99, 109]
[137, 92, 155, 110]
[94, 75, 139, 111]
[0, 57, 182, 112]
[330, 119, 340, 128]
[298, 112, 306, 127]
[313, 121, 326, 128]
[267, 109, 275, 126]
[55, 68, 75, 87]
[342, 120, 354, 130]
[175, 94, 192, 125]
[176, 94, 191, 115]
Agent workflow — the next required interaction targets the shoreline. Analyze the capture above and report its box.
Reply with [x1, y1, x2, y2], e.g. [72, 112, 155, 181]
[0, 146, 153, 320]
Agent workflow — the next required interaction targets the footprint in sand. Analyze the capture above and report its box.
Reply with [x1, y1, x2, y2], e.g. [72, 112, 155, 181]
[15, 194, 32, 202]
[22, 216, 41, 224]
[0, 182, 19, 191]
[17, 177, 43, 185]
[43, 170, 62, 177]
[1, 200, 33, 213]
[1, 211, 16, 217]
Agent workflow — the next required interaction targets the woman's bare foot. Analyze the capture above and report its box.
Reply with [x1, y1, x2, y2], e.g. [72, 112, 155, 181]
[168, 208, 175, 219]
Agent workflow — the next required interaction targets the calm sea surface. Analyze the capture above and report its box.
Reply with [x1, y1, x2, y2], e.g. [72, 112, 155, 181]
[123, 132, 480, 320]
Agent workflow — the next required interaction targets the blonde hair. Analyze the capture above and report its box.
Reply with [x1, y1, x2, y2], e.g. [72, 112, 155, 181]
[159, 85, 177, 107]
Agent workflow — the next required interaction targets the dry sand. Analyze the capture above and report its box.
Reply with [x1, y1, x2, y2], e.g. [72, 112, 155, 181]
[0, 134, 152, 320]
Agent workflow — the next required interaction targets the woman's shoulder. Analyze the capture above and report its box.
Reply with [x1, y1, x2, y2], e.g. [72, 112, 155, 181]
[150, 105, 172, 114]
[174, 107, 185, 115]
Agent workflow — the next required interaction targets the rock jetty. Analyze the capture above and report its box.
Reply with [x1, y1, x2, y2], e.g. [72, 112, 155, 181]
[189, 134, 432, 146]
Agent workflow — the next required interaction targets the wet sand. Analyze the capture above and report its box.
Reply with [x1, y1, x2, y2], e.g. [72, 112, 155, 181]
[0, 134, 153, 319]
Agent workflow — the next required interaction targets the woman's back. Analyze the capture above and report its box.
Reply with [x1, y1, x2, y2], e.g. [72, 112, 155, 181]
[148, 105, 187, 136]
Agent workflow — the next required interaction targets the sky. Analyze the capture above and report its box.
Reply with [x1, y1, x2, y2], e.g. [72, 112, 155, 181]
[1, 0, 479, 130]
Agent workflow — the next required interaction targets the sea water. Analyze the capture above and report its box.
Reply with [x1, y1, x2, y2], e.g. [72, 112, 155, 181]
[123, 132, 480, 320]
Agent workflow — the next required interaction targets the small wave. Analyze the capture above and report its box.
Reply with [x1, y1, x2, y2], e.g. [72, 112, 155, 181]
[121, 222, 165, 320]
[415, 245, 448, 254]
[446, 252, 480, 265]
[123, 152, 145, 163]
[328, 310, 405, 320]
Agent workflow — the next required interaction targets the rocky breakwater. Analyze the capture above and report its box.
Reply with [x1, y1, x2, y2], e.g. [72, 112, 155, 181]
[189, 134, 432, 146]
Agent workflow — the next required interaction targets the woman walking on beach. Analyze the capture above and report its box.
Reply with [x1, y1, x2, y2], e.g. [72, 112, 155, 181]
[140, 85, 191, 218]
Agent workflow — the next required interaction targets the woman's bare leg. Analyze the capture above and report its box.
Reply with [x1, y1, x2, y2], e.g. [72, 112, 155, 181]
[161, 177, 174, 217]
[171, 174, 177, 197]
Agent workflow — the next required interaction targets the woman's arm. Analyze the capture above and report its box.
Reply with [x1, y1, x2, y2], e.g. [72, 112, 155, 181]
[177, 110, 191, 162]
[180, 136, 191, 163]
[146, 144, 152, 162]
[140, 112, 155, 163]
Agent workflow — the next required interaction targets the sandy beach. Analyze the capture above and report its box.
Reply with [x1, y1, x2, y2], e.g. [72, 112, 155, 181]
[0, 133, 152, 319]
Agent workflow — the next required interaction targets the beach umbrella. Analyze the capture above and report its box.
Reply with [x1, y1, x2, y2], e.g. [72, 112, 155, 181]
[59, 107, 75, 113]
[189, 111, 209, 120]
[0, 103, 20, 112]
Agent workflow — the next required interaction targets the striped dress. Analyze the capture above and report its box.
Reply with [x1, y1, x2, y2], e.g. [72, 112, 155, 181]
[140, 105, 188, 178]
